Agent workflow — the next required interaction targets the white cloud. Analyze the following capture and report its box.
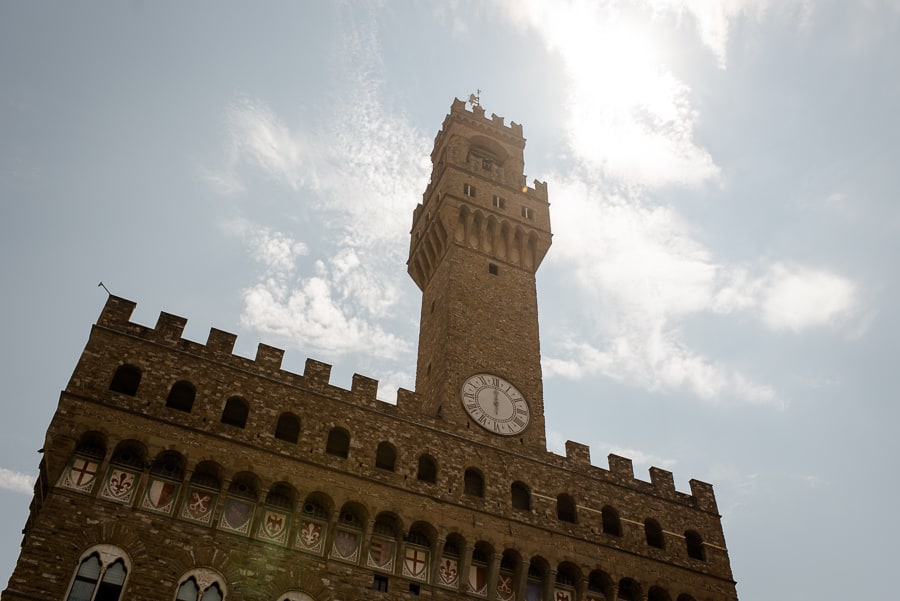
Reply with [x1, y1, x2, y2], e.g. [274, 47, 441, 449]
[759, 263, 858, 332]
[493, 0, 719, 187]
[543, 174, 858, 405]
[0, 468, 34, 495]
[208, 17, 430, 364]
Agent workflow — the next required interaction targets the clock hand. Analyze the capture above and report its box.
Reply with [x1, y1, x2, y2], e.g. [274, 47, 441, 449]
[493, 389, 499, 415]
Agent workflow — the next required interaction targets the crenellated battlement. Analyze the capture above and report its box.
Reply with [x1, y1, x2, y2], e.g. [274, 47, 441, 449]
[447, 97, 524, 138]
[93, 295, 719, 514]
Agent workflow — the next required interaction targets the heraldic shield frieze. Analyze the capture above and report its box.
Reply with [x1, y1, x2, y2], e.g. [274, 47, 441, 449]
[218, 498, 254, 535]
[367, 537, 396, 572]
[256, 508, 290, 545]
[180, 486, 217, 525]
[99, 466, 140, 504]
[59, 456, 99, 494]
[295, 518, 325, 555]
[402, 547, 430, 582]
[330, 527, 361, 563]
[497, 574, 515, 601]
[140, 476, 179, 515]
[467, 564, 488, 597]
[438, 556, 459, 588]
[555, 588, 574, 601]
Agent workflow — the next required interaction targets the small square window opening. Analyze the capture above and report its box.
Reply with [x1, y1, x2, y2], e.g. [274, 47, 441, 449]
[464, 183, 476, 197]
[492, 195, 506, 209]
[373, 574, 389, 592]
[521, 206, 534, 219]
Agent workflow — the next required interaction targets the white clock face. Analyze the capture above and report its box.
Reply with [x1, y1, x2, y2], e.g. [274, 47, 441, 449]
[460, 374, 530, 436]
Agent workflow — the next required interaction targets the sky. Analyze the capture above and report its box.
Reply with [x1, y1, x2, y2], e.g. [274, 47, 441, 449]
[1, 1, 898, 598]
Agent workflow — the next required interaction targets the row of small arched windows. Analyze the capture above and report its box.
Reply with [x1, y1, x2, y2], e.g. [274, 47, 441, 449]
[106, 366, 705, 561]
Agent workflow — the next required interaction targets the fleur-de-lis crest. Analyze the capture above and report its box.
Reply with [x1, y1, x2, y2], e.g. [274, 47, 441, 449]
[300, 522, 321, 546]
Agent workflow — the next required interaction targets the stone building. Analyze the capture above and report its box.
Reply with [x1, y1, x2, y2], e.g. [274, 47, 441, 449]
[2, 100, 738, 601]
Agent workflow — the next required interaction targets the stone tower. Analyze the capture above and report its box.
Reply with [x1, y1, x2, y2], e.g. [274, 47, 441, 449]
[2, 100, 739, 601]
[409, 98, 551, 452]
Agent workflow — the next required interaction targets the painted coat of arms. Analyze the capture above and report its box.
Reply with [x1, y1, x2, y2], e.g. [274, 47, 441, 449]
[331, 528, 360, 563]
[555, 589, 573, 601]
[367, 537, 395, 571]
[402, 547, 429, 582]
[99, 468, 138, 504]
[141, 477, 178, 514]
[439, 557, 459, 588]
[180, 487, 216, 524]
[295, 519, 325, 554]
[468, 564, 488, 596]
[256, 509, 288, 544]
[60, 457, 99, 493]
[497, 574, 515, 601]
[219, 498, 253, 535]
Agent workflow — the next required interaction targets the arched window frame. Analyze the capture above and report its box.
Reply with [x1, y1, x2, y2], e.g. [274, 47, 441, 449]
[511, 481, 531, 511]
[416, 454, 437, 483]
[644, 518, 665, 549]
[325, 427, 351, 458]
[556, 493, 577, 523]
[375, 441, 397, 471]
[274, 413, 301, 443]
[601, 505, 622, 536]
[166, 380, 196, 413]
[174, 568, 226, 601]
[64, 544, 131, 601]
[463, 467, 484, 498]
[684, 530, 706, 561]
[109, 363, 142, 396]
[220, 396, 249, 428]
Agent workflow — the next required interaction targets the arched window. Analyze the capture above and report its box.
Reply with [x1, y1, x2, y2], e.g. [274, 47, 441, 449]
[274, 413, 300, 443]
[220, 397, 248, 428]
[65, 546, 130, 601]
[618, 578, 641, 601]
[648, 586, 672, 601]
[601, 506, 622, 536]
[325, 427, 350, 458]
[556, 494, 577, 523]
[166, 381, 195, 412]
[176, 574, 224, 601]
[416, 454, 437, 483]
[464, 468, 484, 497]
[375, 441, 396, 471]
[685, 530, 705, 560]
[511, 481, 531, 510]
[645, 518, 665, 548]
[109, 364, 141, 396]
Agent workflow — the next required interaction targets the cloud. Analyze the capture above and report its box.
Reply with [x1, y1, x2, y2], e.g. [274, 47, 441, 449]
[208, 17, 429, 367]
[542, 174, 858, 405]
[0, 468, 34, 495]
[759, 263, 858, 332]
[492, 0, 718, 187]
[231, 222, 410, 359]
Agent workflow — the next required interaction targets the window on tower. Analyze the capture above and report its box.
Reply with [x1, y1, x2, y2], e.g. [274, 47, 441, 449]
[488, 263, 499, 276]
[464, 183, 476, 197]
[521, 206, 534, 220]
[492, 194, 505, 209]
[109, 364, 141, 396]
[65, 547, 130, 601]
[463, 468, 484, 497]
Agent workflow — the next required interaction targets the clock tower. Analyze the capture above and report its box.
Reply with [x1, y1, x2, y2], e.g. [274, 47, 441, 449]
[408, 99, 551, 451]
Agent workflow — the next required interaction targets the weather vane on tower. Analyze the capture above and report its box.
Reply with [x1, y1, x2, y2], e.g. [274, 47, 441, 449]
[467, 89, 481, 108]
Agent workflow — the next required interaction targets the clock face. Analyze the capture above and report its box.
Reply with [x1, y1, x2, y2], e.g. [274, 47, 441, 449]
[460, 374, 530, 436]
